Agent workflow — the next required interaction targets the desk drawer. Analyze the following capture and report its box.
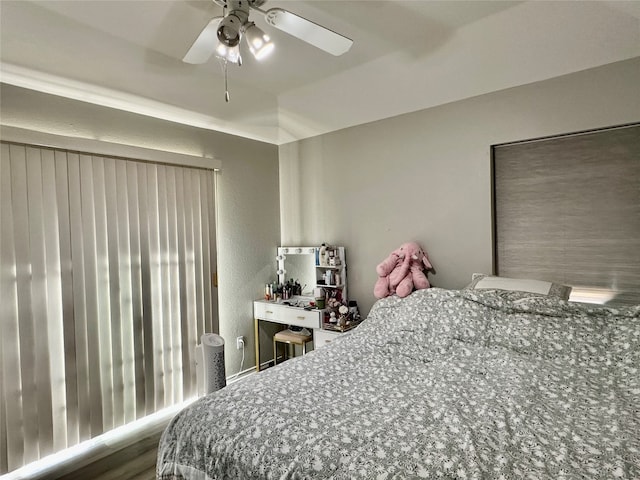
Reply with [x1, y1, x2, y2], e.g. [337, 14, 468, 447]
[253, 302, 321, 329]
[314, 329, 348, 348]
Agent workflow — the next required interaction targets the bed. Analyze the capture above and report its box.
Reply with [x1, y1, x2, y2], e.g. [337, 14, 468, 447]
[156, 286, 640, 479]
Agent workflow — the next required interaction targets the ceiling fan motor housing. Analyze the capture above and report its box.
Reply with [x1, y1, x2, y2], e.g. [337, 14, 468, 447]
[213, 0, 267, 12]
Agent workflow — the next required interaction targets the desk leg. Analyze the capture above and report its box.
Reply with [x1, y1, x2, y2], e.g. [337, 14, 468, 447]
[254, 318, 260, 372]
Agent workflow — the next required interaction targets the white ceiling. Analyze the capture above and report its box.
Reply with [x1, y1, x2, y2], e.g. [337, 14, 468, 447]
[1, 0, 639, 145]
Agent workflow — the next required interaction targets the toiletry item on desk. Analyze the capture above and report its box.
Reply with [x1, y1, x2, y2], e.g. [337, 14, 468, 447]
[319, 244, 327, 266]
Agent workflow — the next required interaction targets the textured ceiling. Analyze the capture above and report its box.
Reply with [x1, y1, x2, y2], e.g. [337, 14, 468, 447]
[1, 0, 639, 144]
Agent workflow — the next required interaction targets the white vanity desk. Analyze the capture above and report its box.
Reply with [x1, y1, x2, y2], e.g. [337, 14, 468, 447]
[253, 298, 322, 372]
[254, 245, 349, 372]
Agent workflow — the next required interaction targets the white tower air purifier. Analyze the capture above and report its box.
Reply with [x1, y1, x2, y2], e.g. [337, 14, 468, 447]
[201, 333, 226, 394]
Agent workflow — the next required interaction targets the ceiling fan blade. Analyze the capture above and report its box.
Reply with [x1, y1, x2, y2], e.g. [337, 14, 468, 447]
[263, 8, 353, 56]
[183, 16, 223, 64]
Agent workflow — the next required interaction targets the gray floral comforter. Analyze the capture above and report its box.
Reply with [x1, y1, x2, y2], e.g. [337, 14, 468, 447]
[157, 288, 640, 479]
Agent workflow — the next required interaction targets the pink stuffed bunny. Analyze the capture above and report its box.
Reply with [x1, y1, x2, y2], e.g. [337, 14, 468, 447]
[374, 242, 433, 299]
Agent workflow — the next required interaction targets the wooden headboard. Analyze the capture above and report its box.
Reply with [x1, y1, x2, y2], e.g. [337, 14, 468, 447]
[492, 123, 640, 305]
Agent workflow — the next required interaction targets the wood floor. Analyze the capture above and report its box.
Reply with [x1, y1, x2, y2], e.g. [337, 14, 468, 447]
[52, 428, 161, 480]
[39, 380, 252, 480]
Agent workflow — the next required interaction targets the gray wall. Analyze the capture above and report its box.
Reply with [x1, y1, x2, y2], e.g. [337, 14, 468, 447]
[279, 57, 640, 316]
[3, 56, 639, 372]
[0, 84, 280, 375]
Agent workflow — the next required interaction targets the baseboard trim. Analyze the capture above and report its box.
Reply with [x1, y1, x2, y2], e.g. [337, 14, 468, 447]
[5, 400, 196, 480]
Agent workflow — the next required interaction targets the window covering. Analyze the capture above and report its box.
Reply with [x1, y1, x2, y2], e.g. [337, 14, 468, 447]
[492, 123, 640, 302]
[0, 142, 217, 473]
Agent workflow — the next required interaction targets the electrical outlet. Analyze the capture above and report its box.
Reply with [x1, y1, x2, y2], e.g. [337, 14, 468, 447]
[236, 336, 245, 350]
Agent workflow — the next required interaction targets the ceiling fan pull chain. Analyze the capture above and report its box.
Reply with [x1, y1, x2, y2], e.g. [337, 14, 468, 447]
[224, 61, 230, 102]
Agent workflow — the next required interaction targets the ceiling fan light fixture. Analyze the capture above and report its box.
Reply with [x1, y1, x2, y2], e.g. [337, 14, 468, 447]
[217, 14, 242, 47]
[243, 22, 274, 60]
[216, 43, 242, 65]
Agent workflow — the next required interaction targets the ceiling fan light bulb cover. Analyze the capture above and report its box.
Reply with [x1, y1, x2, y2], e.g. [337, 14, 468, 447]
[226, 45, 241, 63]
[251, 42, 274, 60]
[217, 14, 242, 47]
[216, 43, 228, 56]
[251, 37, 264, 49]
[215, 43, 241, 64]
[244, 23, 274, 60]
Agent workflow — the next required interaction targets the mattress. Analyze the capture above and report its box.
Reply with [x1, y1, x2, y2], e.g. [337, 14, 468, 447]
[157, 288, 640, 479]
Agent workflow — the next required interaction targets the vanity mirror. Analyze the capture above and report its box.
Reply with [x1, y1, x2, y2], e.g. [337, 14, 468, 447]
[276, 247, 316, 297]
[276, 246, 348, 302]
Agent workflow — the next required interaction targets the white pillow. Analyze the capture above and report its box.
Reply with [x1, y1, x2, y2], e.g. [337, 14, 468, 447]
[466, 273, 572, 300]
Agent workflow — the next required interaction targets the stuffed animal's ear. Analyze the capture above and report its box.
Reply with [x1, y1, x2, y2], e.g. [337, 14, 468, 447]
[422, 255, 433, 270]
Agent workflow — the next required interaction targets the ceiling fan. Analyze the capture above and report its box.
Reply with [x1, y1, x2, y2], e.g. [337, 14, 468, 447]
[183, 0, 354, 66]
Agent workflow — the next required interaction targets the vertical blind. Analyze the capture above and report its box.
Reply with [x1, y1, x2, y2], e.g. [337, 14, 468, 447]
[0, 142, 217, 474]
